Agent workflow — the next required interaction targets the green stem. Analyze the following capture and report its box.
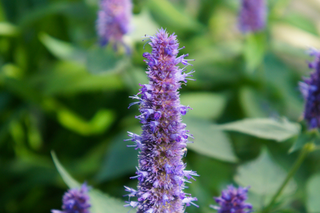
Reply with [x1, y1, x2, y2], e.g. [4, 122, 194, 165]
[263, 143, 314, 213]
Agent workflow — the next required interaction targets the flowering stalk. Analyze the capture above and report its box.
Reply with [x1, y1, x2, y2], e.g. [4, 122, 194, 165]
[262, 143, 314, 213]
[262, 49, 320, 212]
[299, 49, 320, 129]
[96, 0, 132, 47]
[238, 0, 267, 33]
[125, 29, 198, 213]
[210, 185, 253, 213]
[51, 183, 91, 213]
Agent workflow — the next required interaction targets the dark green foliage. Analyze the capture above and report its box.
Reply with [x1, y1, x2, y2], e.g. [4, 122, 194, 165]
[1, 0, 320, 213]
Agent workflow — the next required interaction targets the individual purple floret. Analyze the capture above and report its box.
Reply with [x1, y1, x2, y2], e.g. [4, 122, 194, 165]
[125, 28, 198, 213]
[51, 183, 91, 213]
[210, 185, 253, 213]
[299, 48, 320, 129]
[238, 0, 267, 33]
[96, 0, 132, 46]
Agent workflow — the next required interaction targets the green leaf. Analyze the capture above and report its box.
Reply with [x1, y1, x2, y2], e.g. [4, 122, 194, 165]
[184, 118, 238, 163]
[239, 86, 268, 118]
[121, 67, 149, 92]
[86, 46, 129, 74]
[57, 108, 115, 136]
[263, 54, 304, 120]
[275, 209, 300, 213]
[2, 63, 24, 79]
[129, 10, 159, 42]
[0, 2, 5, 22]
[187, 177, 213, 213]
[25, 114, 42, 150]
[307, 173, 320, 213]
[0, 108, 25, 145]
[51, 151, 131, 213]
[1, 71, 42, 104]
[219, 118, 301, 142]
[188, 41, 243, 89]
[42, 98, 115, 136]
[235, 149, 296, 198]
[283, 12, 318, 35]
[0, 22, 19, 36]
[244, 33, 266, 73]
[190, 154, 234, 191]
[51, 151, 79, 188]
[39, 33, 86, 62]
[18, 2, 92, 27]
[73, 142, 108, 176]
[89, 190, 132, 213]
[288, 133, 314, 153]
[180, 92, 226, 120]
[95, 127, 139, 182]
[9, 120, 25, 145]
[37, 61, 124, 95]
[148, 0, 203, 32]
[245, 191, 266, 211]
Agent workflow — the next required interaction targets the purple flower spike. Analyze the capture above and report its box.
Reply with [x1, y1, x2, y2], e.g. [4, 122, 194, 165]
[96, 0, 132, 46]
[125, 28, 198, 213]
[238, 0, 267, 33]
[299, 49, 320, 129]
[210, 185, 253, 213]
[51, 183, 91, 213]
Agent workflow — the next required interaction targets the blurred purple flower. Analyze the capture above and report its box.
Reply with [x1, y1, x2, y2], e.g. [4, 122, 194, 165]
[238, 0, 267, 33]
[125, 28, 198, 213]
[96, 0, 132, 46]
[210, 185, 253, 213]
[51, 183, 91, 213]
[299, 48, 320, 129]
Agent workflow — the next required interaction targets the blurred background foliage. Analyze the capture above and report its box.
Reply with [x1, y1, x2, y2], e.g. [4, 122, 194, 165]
[1, 0, 320, 212]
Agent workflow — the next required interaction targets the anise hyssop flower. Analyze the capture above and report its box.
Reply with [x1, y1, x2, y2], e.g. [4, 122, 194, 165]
[125, 29, 198, 213]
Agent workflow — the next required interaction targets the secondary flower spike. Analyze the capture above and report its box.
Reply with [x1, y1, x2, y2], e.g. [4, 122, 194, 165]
[299, 49, 320, 129]
[125, 28, 198, 213]
[210, 185, 253, 213]
[51, 183, 91, 213]
[96, 0, 132, 46]
[238, 0, 267, 33]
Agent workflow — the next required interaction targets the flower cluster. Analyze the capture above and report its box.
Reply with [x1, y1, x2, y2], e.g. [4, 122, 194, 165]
[210, 185, 252, 213]
[299, 49, 320, 129]
[125, 28, 198, 213]
[96, 0, 132, 46]
[238, 0, 267, 33]
[51, 183, 91, 213]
